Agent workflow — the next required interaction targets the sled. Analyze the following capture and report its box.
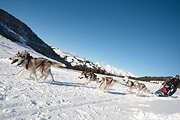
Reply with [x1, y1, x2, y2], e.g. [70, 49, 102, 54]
[155, 87, 169, 97]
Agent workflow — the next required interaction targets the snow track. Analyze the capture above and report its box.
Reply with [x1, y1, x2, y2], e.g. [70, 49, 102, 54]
[0, 61, 180, 120]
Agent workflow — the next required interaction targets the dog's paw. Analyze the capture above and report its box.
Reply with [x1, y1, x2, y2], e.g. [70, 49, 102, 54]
[34, 80, 38, 83]
[96, 86, 101, 89]
[136, 93, 141, 96]
[103, 90, 108, 93]
[29, 77, 35, 80]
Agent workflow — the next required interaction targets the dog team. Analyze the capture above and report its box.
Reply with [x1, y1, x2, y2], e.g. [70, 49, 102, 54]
[9, 51, 150, 96]
[78, 71, 150, 95]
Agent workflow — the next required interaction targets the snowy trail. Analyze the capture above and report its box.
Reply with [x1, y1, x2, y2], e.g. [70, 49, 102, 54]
[0, 60, 180, 120]
[0, 36, 180, 120]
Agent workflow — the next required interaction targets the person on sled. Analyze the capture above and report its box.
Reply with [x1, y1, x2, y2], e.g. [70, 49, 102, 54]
[162, 75, 180, 96]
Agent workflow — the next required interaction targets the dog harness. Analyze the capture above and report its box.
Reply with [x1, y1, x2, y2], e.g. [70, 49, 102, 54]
[36, 60, 47, 73]
[124, 80, 129, 86]
[26, 59, 31, 70]
[106, 77, 113, 83]
[26, 59, 47, 73]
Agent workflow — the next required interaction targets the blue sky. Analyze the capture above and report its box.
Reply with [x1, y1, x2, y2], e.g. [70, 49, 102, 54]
[1, 0, 180, 77]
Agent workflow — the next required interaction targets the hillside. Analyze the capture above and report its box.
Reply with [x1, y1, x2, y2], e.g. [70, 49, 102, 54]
[0, 9, 69, 66]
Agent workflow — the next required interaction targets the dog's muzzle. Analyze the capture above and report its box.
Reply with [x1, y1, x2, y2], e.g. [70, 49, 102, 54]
[78, 76, 83, 79]
[11, 59, 18, 64]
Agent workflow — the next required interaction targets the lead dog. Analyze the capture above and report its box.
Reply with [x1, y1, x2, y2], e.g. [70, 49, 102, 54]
[9, 51, 66, 82]
[97, 76, 121, 92]
[134, 81, 150, 95]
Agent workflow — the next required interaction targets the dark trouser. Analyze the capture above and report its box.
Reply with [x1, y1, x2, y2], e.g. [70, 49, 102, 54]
[168, 86, 177, 96]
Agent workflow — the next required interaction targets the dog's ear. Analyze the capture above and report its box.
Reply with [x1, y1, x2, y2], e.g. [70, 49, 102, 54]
[22, 51, 28, 57]
[26, 53, 30, 58]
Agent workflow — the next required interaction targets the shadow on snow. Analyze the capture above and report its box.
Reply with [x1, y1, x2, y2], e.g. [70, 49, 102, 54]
[49, 81, 95, 89]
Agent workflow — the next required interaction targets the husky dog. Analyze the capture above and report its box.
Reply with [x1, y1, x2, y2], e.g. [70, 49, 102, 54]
[78, 71, 98, 86]
[122, 76, 135, 93]
[134, 81, 150, 95]
[9, 51, 66, 82]
[96, 76, 121, 92]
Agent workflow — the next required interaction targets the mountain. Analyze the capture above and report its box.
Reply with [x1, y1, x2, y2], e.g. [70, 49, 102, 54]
[52, 47, 137, 77]
[0, 9, 136, 77]
[0, 9, 70, 66]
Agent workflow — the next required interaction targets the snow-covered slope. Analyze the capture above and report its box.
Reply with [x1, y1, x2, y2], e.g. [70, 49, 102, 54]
[52, 47, 94, 67]
[0, 35, 180, 120]
[52, 47, 137, 77]
[95, 62, 136, 77]
[0, 9, 69, 65]
[0, 35, 43, 58]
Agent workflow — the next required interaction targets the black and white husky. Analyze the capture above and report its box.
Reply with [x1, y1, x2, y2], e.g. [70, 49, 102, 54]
[78, 71, 98, 86]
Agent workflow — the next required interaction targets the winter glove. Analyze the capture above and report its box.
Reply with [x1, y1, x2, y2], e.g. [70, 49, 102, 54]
[171, 84, 174, 89]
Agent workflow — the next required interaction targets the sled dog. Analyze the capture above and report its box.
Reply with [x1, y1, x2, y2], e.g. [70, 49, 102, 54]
[96, 76, 121, 92]
[78, 71, 98, 86]
[9, 51, 66, 82]
[122, 76, 135, 93]
[134, 81, 150, 95]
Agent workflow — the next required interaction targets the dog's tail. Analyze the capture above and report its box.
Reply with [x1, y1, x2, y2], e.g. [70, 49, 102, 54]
[114, 79, 121, 82]
[51, 61, 67, 68]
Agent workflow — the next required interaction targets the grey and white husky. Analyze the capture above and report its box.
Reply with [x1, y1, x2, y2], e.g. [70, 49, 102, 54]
[78, 71, 121, 92]
[96, 76, 121, 92]
[134, 81, 150, 95]
[9, 51, 66, 82]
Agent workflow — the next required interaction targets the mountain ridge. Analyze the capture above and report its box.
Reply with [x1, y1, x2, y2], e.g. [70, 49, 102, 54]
[52, 47, 137, 77]
[0, 9, 137, 77]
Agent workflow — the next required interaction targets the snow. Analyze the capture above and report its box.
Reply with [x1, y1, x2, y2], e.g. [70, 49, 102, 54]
[0, 35, 180, 120]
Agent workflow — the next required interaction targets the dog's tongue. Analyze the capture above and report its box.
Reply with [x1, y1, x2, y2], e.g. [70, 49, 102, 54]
[11, 61, 14, 64]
